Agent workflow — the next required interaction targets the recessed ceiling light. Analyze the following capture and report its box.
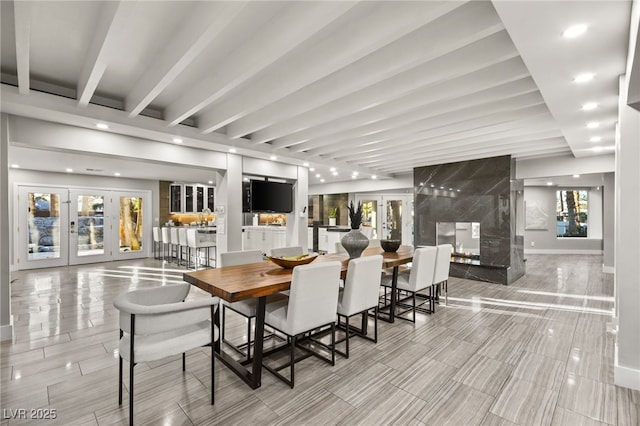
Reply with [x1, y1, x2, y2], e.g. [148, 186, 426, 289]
[332, 171, 338, 176]
[352, 171, 359, 176]
[229, 148, 237, 153]
[309, 167, 315, 172]
[586, 121, 600, 129]
[546, 182, 553, 186]
[303, 162, 309, 167]
[573, 174, 580, 178]
[590, 136, 602, 142]
[456, 189, 461, 192]
[448, 188, 453, 190]
[315, 174, 320, 178]
[270, 155, 277, 161]
[371, 175, 377, 180]
[243, 177, 249, 182]
[66, 168, 73, 173]
[96, 123, 109, 130]
[440, 186, 444, 189]
[352, 175, 356, 179]
[563, 24, 588, 38]
[10, 164, 19, 168]
[582, 102, 599, 111]
[320, 178, 325, 183]
[329, 167, 336, 172]
[173, 138, 183, 144]
[430, 184, 435, 188]
[573, 73, 594, 83]
[114, 172, 121, 177]
[208, 180, 213, 184]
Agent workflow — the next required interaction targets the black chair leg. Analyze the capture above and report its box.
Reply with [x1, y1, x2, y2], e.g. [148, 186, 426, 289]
[211, 303, 215, 405]
[331, 322, 336, 366]
[374, 306, 378, 343]
[345, 316, 350, 359]
[289, 335, 296, 389]
[118, 329, 123, 405]
[182, 353, 186, 371]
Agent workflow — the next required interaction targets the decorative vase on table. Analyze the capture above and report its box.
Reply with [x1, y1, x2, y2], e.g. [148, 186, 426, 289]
[341, 201, 369, 258]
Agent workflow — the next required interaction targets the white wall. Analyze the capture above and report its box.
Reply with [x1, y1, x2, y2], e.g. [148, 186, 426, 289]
[1, 114, 12, 340]
[517, 155, 615, 179]
[523, 186, 603, 254]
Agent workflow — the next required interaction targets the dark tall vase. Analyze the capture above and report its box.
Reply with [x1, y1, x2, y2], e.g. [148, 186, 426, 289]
[341, 229, 369, 259]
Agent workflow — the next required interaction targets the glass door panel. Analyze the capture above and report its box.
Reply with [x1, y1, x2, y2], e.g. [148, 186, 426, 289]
[383, 199, 403, 241]
[119, 196, 143, 253]
[69, 190, 111, 265]
[359, 199, 379, 239]
[113, 190, 150, 260]
[19, 187, 69, 269]
[196, 186, 205, 212]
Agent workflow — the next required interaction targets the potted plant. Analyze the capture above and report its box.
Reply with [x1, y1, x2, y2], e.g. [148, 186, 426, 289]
[341, 201, 369, 258]
[328, 207, 337, 226]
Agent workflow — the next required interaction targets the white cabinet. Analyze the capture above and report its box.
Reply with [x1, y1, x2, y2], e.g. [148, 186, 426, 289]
[242, 227, 286, 255]
[170, 184, 215, 213]
[318, 229, 349, 253]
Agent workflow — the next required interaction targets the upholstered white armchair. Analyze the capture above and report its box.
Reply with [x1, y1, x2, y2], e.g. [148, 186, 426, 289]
[114, 283, 219, 426]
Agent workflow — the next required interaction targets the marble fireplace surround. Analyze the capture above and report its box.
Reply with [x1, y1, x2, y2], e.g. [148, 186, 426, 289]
[414, 155, 525, 285]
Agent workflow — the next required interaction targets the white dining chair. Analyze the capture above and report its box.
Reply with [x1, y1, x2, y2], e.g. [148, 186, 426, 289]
[219, 249, 279, 361]
[178, 227, 188, 266]
[170, 227, 180, 264]
[113, 283, 219, 425]
[433, 244, 453, 306]
[336, 255, 383, 358]
[263, 261, 342, 388]
[380, 246, 437, 322]
[270, 246, 304, 258]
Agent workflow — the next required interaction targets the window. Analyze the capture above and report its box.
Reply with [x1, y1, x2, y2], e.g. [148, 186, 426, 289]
[556, 190, 588, 237]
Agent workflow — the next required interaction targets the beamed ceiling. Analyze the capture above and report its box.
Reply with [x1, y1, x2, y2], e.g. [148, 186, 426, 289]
[0, 1, 631, 182]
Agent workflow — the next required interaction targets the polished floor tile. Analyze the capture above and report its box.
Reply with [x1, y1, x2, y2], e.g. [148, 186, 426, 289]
[1, 255, 634, 425]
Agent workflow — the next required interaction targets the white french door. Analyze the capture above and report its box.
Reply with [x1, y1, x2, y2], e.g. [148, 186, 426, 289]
[355, 194, 414, 246]
[17, 186, 150, 269]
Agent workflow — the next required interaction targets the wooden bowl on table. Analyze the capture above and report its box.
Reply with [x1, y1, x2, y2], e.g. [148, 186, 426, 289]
[268, 253, 319, 269]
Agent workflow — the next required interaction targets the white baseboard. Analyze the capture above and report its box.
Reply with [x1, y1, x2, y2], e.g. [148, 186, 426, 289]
[602, 265, 615, 274]
[615, 362, 640, 391]
[0, 323, 13, 341]
[524, 249, 603, 255]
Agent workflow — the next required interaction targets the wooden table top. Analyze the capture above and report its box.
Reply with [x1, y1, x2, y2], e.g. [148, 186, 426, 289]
[183, 245, 414, 302]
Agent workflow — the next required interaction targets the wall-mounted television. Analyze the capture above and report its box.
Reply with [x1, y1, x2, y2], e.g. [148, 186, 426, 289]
[245, 180, 293, 213]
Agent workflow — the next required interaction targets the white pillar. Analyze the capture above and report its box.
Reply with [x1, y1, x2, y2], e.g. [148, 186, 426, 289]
[215, 153, 243, 263]
[286, 166, 309, 249]
[1, 114, 12, 341]
[614, 74, 640, 390]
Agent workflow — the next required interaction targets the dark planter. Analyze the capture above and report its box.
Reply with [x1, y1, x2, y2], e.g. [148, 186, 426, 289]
[341, 229, 369, 258]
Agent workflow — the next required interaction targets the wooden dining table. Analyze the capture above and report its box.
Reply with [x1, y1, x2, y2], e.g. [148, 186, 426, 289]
[182, 245, 414, 389]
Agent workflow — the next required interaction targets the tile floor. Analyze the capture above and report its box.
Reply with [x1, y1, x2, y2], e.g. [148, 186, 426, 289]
[1, 255, 639, 425]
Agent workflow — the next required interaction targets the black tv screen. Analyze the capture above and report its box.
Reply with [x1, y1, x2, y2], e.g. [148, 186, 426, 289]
[250, 180, 293, 213]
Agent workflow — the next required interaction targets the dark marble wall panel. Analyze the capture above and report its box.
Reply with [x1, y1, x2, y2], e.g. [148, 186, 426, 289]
[414, 155, 525, 284]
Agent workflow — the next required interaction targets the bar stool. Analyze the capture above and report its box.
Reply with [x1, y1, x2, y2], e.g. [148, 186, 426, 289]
[161, 227, 171, 261]
[178, 228, 189, 266]
[186, 228, 216, 269]
[152, 227, 163, 260]
[170, 227, 180, 264]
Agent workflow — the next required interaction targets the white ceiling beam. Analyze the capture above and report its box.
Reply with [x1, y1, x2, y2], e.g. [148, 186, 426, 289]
[292, 78, 538, 155]
[348, 127, 563, 169]
[164, 1, 358, 127]
[125, 1, 249, 117]
[307, 91, 546, 157]
[264, 31, 522, 149]
[373, 141, 571, 173]
[328, 113, 559, 163]
[13, 1, 31, 95]
[197, 1, 465, 134]
[272, 70, 536, 154]
[77, 1, 137, 107]
[227, 0, 494, 140]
